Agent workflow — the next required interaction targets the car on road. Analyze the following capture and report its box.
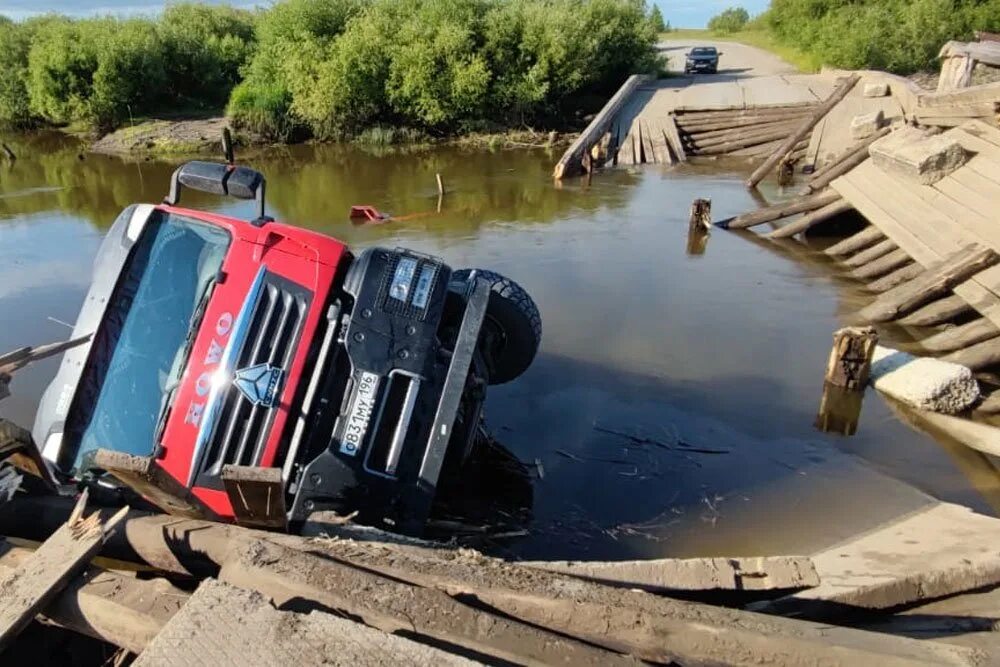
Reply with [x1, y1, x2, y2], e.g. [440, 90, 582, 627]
[684, 46, 721, 74]
[32, 160, 542, 536]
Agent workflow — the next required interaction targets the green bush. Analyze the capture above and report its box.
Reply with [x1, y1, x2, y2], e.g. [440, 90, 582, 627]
[227, 80, 298, 141]
[765, 0, 1000, 73]
[0, 19, 36, 127]
[708, 7, 750, 34]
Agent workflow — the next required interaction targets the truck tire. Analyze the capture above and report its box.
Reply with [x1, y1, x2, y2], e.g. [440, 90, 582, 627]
[454, 269, 541, 384]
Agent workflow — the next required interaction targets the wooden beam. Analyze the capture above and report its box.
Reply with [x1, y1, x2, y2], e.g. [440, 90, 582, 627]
[220, 540, 632, 666]
[553, 74, 649, 179]
[221, 465, 287, 530]
[896, 294, 973, 326]
[824, 226, 886, 256]
[842, 238, 899, 268]
[0, 491, 127, 652]
[920, 318, 1000, 354]
[664, 114, 686, 163]
[94, 449, 219, 521]
[0, 545, 186, 654]
[824, 326, 878, 389]
[848, 248, 912, 281]
[766, 198, 853, 239]
[806, 127, 892, 193]
[720, 189, 839, 230]
[943, 338, 1000, 370]
[747, 75, 861, 188]
[858, 245, 999, 323]
[866, 262, 923, 292]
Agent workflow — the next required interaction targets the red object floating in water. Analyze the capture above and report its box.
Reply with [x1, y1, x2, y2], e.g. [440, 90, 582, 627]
[349, 205, 390, 222]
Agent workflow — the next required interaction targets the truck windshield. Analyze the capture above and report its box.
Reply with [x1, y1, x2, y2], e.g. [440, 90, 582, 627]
[62, 210, 230, 473]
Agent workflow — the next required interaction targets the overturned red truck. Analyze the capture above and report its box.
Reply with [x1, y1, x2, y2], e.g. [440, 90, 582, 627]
[32, 161, 541, 535]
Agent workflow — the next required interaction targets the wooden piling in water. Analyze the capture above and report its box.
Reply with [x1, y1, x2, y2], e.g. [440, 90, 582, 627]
[824, 326, 878, 390]
[689, 198, 711, 232]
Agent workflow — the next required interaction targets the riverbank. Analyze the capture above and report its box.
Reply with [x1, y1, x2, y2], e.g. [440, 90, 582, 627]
[82, 116, 577, 159]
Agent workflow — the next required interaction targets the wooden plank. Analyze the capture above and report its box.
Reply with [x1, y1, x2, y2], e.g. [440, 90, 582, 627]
[0, 546, 186, 654]
[95, 449, 219, 520]
[134, 579, 470, 667]
[554, 74, 649, 178]
[918, 81, 1000, 108]
[943, 338, 1000, 370]
[221, 465, 287, 530]
[523, 556, 819, 594]
[664, 114, 686, 163]
[858, 245, 999, 322]
[766, 198, 854, 239]
[0, 491, 127, 652]
[849, 248, 912, 280]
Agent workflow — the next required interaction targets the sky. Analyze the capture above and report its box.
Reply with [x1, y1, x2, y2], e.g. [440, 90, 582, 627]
[0, 0, 770, 30]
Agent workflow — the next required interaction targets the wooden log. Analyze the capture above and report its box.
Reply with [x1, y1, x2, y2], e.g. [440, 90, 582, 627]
[896, 294, 973, 326]
[766, 198, 853, 239]
[842, 238, 898, 268]
[747, 74, 861, 188]
[974, 390, 1000, 414]
[686, 120, 801, 145]
[866, 262, 923, 292]
[664, 114, 686, 162]
[824, 225, 886, 256]
[720, 189, 839, 230]
[689, 198, 711, 232]
[690, 125, 801, 153]
[805, 129, 893, 193]
[807, 127, 891, 186]
[0, 491, 127, 652]
[849, 248, 912, 281]
[553, 74, 649, 179]
[777, 157, 795, 186]
[943, 338, 1000, 370]
[220, 540, 632, 665]
[0, 546, 186, 654]
[920, 318, 1000, 354]
[824, 326, 878, 389]
[0, 498, 979, 667]
[674, 105, 818, 122]
[94, 449, 219, 520]
[680, 114, 811, 134]
[858, 245, 999, 323]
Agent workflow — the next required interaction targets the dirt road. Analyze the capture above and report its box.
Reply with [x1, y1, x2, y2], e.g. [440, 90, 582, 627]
[657, 39, 798, 78]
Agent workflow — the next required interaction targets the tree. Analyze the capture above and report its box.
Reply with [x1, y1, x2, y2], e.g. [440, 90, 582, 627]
[708, 6, 749, 34]
[648, 4, 668, 32]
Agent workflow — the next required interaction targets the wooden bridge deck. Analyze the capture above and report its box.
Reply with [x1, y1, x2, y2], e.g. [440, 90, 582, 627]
[831, 121, 1000, 329]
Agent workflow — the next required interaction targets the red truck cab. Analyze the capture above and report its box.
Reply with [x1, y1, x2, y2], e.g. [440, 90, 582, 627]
[33, 162, 541, 534]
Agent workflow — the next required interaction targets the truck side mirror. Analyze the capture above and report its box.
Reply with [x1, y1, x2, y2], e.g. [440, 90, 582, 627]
[164, 161, 272, 226]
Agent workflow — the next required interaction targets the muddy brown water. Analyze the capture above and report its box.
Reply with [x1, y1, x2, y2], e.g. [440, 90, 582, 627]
[1, 131, 997, 561]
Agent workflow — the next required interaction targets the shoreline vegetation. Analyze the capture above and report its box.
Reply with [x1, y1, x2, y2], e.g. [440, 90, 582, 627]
[693, 0, 1000, 76]
[0, 0, 662, 155]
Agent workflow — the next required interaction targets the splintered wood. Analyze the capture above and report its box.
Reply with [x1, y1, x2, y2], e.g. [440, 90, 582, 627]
[0, 490, 127, 651]
[825, 327, 879, 390]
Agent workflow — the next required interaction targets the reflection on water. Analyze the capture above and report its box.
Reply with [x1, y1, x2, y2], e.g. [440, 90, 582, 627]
[0, 131, 996, 560]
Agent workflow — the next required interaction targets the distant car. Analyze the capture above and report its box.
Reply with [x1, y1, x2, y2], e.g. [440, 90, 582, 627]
[684, 46, 720, 74]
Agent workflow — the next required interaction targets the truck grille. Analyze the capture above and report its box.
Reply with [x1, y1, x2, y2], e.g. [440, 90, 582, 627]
[196, 273, 310, 487]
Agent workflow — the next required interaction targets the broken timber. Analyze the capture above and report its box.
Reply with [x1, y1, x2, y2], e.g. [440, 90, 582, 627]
[0, 491, 127, 652]
[95, 448, 219, 520]
[824, 326, 878, 390]
[718, 189, 839, 230]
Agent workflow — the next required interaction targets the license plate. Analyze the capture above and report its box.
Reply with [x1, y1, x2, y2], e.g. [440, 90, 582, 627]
[340, 371, 380, 457]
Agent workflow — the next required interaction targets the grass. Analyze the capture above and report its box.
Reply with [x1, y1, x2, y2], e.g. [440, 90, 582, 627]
[663, 28, 823, 73]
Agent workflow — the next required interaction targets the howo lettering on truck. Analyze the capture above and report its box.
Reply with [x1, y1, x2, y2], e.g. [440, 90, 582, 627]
[32, 161, 542, 535]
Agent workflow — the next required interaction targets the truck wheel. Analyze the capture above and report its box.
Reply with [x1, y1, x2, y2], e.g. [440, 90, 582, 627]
[454, 269, 541, 384]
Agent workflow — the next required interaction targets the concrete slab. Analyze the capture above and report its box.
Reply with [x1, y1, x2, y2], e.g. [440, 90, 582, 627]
[870, 345, 979, 414]
[851, 109, 885, 140]
[864, 82, 889, 98]
[871, 130, 970, 185]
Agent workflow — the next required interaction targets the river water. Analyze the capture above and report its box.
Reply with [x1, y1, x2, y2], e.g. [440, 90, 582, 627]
[1, 131, 996, 560]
